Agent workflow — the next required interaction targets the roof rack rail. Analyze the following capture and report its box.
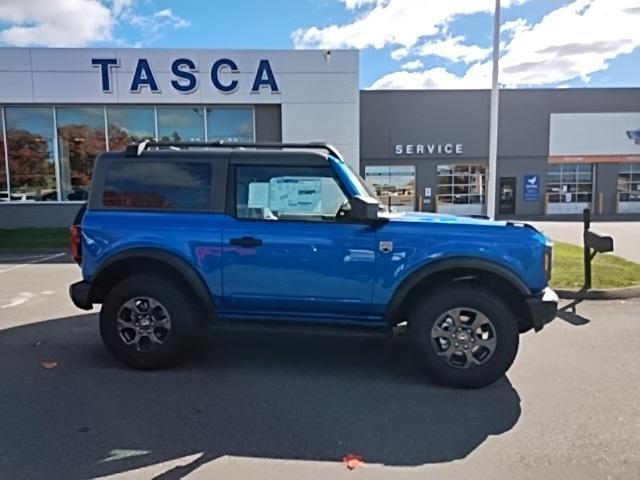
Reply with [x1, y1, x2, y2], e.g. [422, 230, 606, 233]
[125, 140, 344, 161]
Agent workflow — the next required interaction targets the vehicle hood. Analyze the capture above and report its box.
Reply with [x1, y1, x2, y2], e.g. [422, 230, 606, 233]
[382, 211, 508, 227]
[382, 211, 551, 245]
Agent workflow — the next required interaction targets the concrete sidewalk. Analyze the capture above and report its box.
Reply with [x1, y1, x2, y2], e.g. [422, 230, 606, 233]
[530, 221, 640, 263]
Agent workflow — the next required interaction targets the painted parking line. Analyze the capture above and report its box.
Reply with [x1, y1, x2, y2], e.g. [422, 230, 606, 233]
[0, 253, 65, 263]
[0, 253, 66, 274]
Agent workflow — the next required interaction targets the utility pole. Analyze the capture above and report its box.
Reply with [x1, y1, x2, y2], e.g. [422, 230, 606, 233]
[486, 0, 501, 219]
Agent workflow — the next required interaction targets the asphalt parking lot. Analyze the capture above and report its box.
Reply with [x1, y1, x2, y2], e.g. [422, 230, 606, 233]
[1, 252, 640, 479]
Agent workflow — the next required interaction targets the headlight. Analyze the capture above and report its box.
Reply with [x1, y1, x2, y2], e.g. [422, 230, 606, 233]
[544, 246, 553, 281]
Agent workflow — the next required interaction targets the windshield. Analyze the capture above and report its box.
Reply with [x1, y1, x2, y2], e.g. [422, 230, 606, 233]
[329, 156, 382, 203]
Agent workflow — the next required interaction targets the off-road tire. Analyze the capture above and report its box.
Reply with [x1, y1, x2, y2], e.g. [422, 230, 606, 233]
[100, 274, 197, 369]
[408, 284, 519, 388]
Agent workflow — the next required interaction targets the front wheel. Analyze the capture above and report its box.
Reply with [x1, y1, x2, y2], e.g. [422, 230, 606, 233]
[100, 274, 197, 369]
[408, 285, 519, 388]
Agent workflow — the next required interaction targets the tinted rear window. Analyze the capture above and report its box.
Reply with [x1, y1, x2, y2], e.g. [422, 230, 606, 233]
[102, 161, 212, 210]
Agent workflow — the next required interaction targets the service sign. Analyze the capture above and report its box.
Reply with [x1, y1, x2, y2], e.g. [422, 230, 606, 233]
[394, 143, 463, 156]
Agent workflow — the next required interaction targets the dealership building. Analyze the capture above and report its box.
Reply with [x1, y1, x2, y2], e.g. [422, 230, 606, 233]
[0, 47, 639, 227]
[361, 89, 640, 218]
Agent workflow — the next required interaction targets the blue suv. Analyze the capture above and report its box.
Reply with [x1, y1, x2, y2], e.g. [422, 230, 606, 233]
[70, 141, 557, 388]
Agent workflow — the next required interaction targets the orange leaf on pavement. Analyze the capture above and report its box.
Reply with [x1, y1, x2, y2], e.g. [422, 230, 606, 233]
[343, 454, 365, 470]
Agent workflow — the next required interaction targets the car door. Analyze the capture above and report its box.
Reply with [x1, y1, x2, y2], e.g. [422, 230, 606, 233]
[221, 157, 376, 319]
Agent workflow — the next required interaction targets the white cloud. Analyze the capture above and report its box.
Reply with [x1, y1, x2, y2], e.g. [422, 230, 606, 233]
[111, 0, 135, 17]
[118, 6, 190, 35]
[418, 36, 491, 64]
[400, 59, 424, 70]
[153, 8, 190, 28]
[0, 0, 189, 47]
[0, 0, 113, 47]
[498, 0, 640, 86]
[341, 0, 381, 10]
[370, 0, 640, 89]
[371, 64, 490, 90]
[292, 0, 527, 50]
[390, 47, 409, 60]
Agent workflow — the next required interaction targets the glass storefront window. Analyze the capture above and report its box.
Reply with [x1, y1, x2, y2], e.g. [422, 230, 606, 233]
[617, 163, 640, 213]
[107, 107, 155, 151]
[364, 165, 416, 212]
[5, 106, 57, 201]
[617, 163, 640, 200]
[57, 107, 106, 201]
[157, 107, 205, 142]
[0, 109, 7, 200]
[546, 163, 592, 204]
[206, 107, 254, 142]
[0, 104, 260, 202]
[437, 164, 486, 206]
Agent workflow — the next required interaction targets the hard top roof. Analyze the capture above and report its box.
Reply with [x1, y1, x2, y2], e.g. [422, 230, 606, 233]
[124, 140, 344, 161]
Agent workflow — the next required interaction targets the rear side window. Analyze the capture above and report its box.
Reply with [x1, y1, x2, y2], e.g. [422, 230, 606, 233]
[102, 161, 212, 210]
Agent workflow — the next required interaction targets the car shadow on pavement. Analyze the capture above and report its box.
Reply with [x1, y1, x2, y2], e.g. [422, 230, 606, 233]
[0, 314, 521, 479]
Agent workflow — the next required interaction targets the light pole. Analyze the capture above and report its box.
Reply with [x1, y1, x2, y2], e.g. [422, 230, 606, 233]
[486, 0, 501, 219]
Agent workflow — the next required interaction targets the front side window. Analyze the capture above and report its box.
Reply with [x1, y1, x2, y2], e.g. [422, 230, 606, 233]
[102, 161, 211, 210]
[5, 106, 57, 201]
[235, 165, 347, 221]
[57, 107, 106, 201]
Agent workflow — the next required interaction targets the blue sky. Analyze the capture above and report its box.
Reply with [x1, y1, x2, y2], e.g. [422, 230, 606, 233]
[1, 0, 639, 89]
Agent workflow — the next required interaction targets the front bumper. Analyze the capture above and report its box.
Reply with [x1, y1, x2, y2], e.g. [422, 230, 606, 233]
[69, 280, 93, 310]
[526, 287, 558, 331]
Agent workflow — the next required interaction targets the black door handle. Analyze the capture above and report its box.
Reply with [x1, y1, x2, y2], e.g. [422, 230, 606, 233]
[229, 236, 263, 247]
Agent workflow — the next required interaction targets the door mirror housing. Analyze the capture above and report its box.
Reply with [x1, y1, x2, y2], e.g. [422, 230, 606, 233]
[350, 195, 381, 222]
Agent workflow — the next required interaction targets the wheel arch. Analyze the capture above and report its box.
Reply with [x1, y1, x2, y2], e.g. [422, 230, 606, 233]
[385, 258, 534, 332]
[89, 248, 216, 324]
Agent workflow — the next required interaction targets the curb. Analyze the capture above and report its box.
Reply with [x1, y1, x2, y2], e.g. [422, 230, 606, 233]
[556, 286, 640, 300]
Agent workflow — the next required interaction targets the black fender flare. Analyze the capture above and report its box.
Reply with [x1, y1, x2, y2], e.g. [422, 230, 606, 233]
[90, 248, 216, 317]
[384, 257, 532, 323]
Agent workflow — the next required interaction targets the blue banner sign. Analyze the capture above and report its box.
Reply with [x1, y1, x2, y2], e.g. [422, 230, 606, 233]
[523, 175, 540, 201]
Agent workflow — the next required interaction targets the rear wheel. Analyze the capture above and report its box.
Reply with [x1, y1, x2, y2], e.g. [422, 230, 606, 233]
[408, 284, 519, 388]
[100, 274, 197, 369]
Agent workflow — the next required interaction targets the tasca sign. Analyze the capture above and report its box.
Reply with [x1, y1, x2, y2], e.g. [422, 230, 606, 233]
[92, 57, 279, 94]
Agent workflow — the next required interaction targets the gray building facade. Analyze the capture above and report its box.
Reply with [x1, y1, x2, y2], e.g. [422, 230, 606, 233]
[360, 89, 640, 220]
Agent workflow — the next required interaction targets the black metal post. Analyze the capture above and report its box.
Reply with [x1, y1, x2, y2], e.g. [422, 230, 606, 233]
[583, 208, 591, 290]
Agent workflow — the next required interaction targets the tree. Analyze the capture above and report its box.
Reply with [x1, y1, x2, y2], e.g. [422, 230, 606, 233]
[6, 128, 55, 196]
[57, 124, 106, 198]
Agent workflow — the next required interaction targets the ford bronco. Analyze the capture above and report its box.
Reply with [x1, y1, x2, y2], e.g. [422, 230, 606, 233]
[69, 141, 557, 388]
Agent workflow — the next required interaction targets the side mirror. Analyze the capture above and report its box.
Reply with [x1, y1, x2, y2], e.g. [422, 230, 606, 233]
[350, 195, 381, 222]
